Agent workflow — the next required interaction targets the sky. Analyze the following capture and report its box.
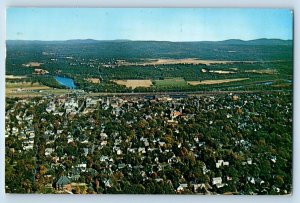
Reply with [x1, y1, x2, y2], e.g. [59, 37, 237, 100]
[6, 8, 293, 41]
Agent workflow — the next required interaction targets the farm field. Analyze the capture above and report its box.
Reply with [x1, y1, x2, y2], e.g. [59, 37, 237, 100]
[6, 75, 28, 79]
[209, 70, 236, 74]
[154, 78, 188, 87]
[188, 78, 249, 85]
[114, 58, 280, 66]
[112, 79, 153, 89]
[85, 78, 101, 84]
[6, 82, 69, 97]
[244, 69, 277, 74]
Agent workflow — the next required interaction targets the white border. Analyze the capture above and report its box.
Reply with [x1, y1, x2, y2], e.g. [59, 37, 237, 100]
[0, 1, 299, 203]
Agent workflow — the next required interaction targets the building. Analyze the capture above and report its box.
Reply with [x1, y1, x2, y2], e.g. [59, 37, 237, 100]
[33, 68, 49, 75]
[55, 176, 71, 191]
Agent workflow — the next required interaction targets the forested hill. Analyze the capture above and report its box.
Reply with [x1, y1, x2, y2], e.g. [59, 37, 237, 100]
[6, 39, 292, 61]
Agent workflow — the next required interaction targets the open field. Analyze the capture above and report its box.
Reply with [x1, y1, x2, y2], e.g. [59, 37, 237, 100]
[6, 82, 51, 91]
[116, 58, 257, 66]
[187, 78, 249, 85]
[209, 70, 236, 74]
[112, 79, 153, 89]
[85, 78, 101, 84]
[154, 78, 188, 87]
[22, 62, 42, 67]
[6, 82, 69, 97]
[6, 75, 27, 79]
[244, 69, 277, 74]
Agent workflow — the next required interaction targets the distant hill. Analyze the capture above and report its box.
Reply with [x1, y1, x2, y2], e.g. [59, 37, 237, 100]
[6, 38, 293, 61]
[218, 38, 292, 46]
[7, 38, 292, 45]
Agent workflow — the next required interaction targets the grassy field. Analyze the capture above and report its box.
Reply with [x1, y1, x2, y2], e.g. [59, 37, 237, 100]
[6, 75, 28, 79]
[209, 70, 236, 74]
[154, 78, 188, 87]
[6, 82, 69, 97]
[85, 78, 101, 84]
[244, 69, 277, 74]
[115, 58, 263, 66]
[187, 78, 249, 85]
[112, 80, 153, 89]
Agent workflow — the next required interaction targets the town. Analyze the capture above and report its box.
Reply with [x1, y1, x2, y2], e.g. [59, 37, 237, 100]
[5, 91, 292, 194]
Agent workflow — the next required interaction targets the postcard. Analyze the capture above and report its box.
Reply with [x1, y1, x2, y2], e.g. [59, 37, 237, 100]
[5, 8, 293, 194]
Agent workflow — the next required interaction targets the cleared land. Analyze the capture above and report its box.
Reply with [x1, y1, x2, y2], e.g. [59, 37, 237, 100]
[187, 78, 249, 85]
[85, 78, 101, 84]
[22, 62, 42, 67]
[113, 58, 288, 67]
[6, 82, 69, 97]
[112, 80, 153, 89]
[244, 69, 277, 74]
[6, 75, 27, 79]
[117, 58, 237, 66]
[154, 78, 187, 87]
[113, 58, 271, 66]
[6, 82, 51, 91]
[209, 70, 236, 74]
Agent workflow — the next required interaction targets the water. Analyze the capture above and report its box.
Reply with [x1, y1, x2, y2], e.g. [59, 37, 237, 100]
[260, 82, 273, 85]
[55, 76, 76, 89]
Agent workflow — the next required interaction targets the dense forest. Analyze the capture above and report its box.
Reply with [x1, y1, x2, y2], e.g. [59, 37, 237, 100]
[6, 39, 292, 60]
[5, 39, 293, 93]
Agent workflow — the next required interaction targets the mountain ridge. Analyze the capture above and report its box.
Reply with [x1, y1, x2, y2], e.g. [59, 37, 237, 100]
[6, 38, 292, 46]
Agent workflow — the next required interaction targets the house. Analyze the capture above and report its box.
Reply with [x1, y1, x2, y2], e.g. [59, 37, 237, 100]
[45, 148, 55, 156]
[100, 156, 109, 162]
[77, 163, 87, 172]
[247, 177, 255, 184]
[212, 177, 225, 188]
[193, 183, 212, 193]
[83, 148, 89, 156]
[140, 137, 149, 146]
[104, 179, 112, 188]
[101, 141, 108, 146]
[67, 137, 74, 143]
[55, 176, 71, 191]
[138, 147, 146, 154]
[216, 160, 223, 168]
[23, 145, 33, 151]
[155, 178, 163, 182]
[116, 149, 122, 155]
[158, 142, 166, 147]
[100, 132, 108, 140]
[86, 97, 98, 108]
[176, 183, 188, 192]
[271, 156, 277, 163]
[118, 163, 126, 169]
[172, 111, 182, 119]
[216, 160, 229, 168]
[223, 161, 229, 166]
[167, 155, 178, 164]
[166, 119, 178, 125]
[232, 95, 239, 101]
[212, 177, 222, 185]
[128, 148, 137, 153]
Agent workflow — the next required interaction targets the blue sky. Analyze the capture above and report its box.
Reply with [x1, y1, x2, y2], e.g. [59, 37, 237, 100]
[6, 8, 293, 41]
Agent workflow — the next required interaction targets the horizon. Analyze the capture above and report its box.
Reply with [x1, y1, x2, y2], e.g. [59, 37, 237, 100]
[6, 8, 293, 41]
[5, 38, 293, 43]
